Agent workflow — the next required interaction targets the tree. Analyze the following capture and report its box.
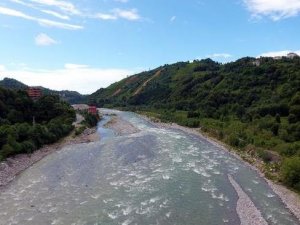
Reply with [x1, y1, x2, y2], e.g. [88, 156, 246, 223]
[281, 157, 300, 191]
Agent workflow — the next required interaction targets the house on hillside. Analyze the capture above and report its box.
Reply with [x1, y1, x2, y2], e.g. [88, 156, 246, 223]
[88, 106, 98, 115]
[72, 104, 89, 111]
[27, 87, 42, 100]
[252, 59, 261, 66]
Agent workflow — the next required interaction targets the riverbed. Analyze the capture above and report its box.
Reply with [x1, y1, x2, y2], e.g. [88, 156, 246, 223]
[0, 109, 299, 225]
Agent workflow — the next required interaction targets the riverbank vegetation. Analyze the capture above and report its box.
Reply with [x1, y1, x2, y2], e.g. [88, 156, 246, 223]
[74, 109, 101, 136]
[0, 87, 76, 161]
[88, 56, 300, 191]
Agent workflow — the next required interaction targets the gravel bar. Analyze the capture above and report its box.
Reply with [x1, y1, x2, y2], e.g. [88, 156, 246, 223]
[228, 174, 268, 225]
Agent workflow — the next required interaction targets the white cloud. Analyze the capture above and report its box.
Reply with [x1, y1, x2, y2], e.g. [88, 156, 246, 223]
[206, 53, 233, 59]
[35, 33, 57, 46]
[114, 0, 129, 3]
[6, 0, 143, 27]
[0, 66, 134, 94]
[0, 6, 34, 20]
[113, 8, 140, 20]
[244, 0, 300, 20]
[95, 13, 117, 20]
[0, 6, 83, 30]
[95, 8, 141, 21]
[10, 0, 70, 20]
[64, 64, 89, 69]
[170, 16, 176, 22]
[29, 0, 81, 15]
[258, 50, 300, 57]
[0, 65, 6, 71]
[41, 10, 70, 20]
[37, 18, 83, 29]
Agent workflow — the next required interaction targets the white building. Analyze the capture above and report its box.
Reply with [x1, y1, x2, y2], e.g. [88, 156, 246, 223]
[287, 52, 299, 59]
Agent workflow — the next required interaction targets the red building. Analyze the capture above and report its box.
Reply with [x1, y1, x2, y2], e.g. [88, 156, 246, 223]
[88, 106, 97, 115]
[27, 87, 42, 100]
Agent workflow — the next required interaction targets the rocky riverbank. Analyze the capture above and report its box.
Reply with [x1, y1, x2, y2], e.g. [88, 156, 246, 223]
[0, 127, 99, 188]
[228, 174, 268, 225]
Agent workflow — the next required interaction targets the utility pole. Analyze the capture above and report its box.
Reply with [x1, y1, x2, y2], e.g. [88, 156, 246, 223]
[32, 116, 36, 126]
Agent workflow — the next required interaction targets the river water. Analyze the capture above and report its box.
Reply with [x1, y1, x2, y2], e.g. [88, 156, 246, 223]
[0, 110, 299, 225]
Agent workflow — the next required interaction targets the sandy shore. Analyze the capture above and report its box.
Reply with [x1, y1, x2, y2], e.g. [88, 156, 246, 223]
[140, 115, 300, 222]
[104, 116, 140, 135]
[0, 127, 99, 188]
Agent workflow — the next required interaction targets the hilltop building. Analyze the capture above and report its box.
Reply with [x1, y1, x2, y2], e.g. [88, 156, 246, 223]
[252, 59, 261, 66]
[287, 52, 299, 59]
[273, 56, 283, 60]
[27, 87, 42, 100]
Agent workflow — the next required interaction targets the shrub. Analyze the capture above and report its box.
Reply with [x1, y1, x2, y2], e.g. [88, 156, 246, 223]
[277, 143, 300, 157]
[82, 113, 99, 127]
[0, 144, 14, 158]
[75, 126, 86, 136]
[227, 134, 240, 147]
[187, 111, 200, 118]
[281, 157, 300, 191]
[257, 149, 272, 163]
[288, 114, 297, 124]
[271, 123, 279, 136]
[275, 113, 281, 123]
[20, 140, 36, 154]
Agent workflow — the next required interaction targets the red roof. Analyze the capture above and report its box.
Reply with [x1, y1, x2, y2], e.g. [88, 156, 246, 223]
[27, 87, 42, 99]
[88, 106, 97, 115]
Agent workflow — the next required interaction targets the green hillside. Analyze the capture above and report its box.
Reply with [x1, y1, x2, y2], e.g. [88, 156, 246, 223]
[0, 77, 86, 104]
[0, 87, 76, 160]
[0, 77, 27, 90]
[89, 56, 300, 190]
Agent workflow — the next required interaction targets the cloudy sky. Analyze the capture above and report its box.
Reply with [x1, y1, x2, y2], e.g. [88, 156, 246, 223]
[0, 0, 299, 94]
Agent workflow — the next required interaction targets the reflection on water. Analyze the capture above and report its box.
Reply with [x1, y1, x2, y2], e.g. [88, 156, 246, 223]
[0, 110, 299, 225]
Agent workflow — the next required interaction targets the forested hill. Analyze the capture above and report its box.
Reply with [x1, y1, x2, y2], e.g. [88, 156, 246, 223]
[0, 87, 76, 160]
[0, 78, 86, 104]
[89, 57, 300, 119]
[89, 56, 300, 190]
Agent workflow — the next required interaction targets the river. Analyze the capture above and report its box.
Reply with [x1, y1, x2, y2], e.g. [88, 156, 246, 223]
[0, 109, 299, 225]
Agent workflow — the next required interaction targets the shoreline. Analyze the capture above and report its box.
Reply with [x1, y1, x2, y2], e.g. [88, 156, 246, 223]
[139, 114, 300, 221]
[0, 127, 99, 189]
[104, 115, 140, 135]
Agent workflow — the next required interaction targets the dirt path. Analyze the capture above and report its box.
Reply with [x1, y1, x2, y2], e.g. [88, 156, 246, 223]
[133, 70, 162, 96]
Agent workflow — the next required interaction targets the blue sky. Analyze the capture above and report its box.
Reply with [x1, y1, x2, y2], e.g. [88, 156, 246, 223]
[0, 0, 299, 94]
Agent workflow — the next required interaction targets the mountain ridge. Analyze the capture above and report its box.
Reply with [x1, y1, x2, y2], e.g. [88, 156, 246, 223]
[0, 77, 86, 104]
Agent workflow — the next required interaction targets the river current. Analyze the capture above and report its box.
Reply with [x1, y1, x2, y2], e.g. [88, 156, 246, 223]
[0, 110, 299, 225]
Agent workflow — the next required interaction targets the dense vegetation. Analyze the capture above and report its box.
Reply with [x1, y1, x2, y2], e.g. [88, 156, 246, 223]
[74, 110, 100, 136]
[0, 87, 76, 161]
[89, 56, 300, 191]
[0, 77, 86, 104]
[81, 112, 100, 128]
